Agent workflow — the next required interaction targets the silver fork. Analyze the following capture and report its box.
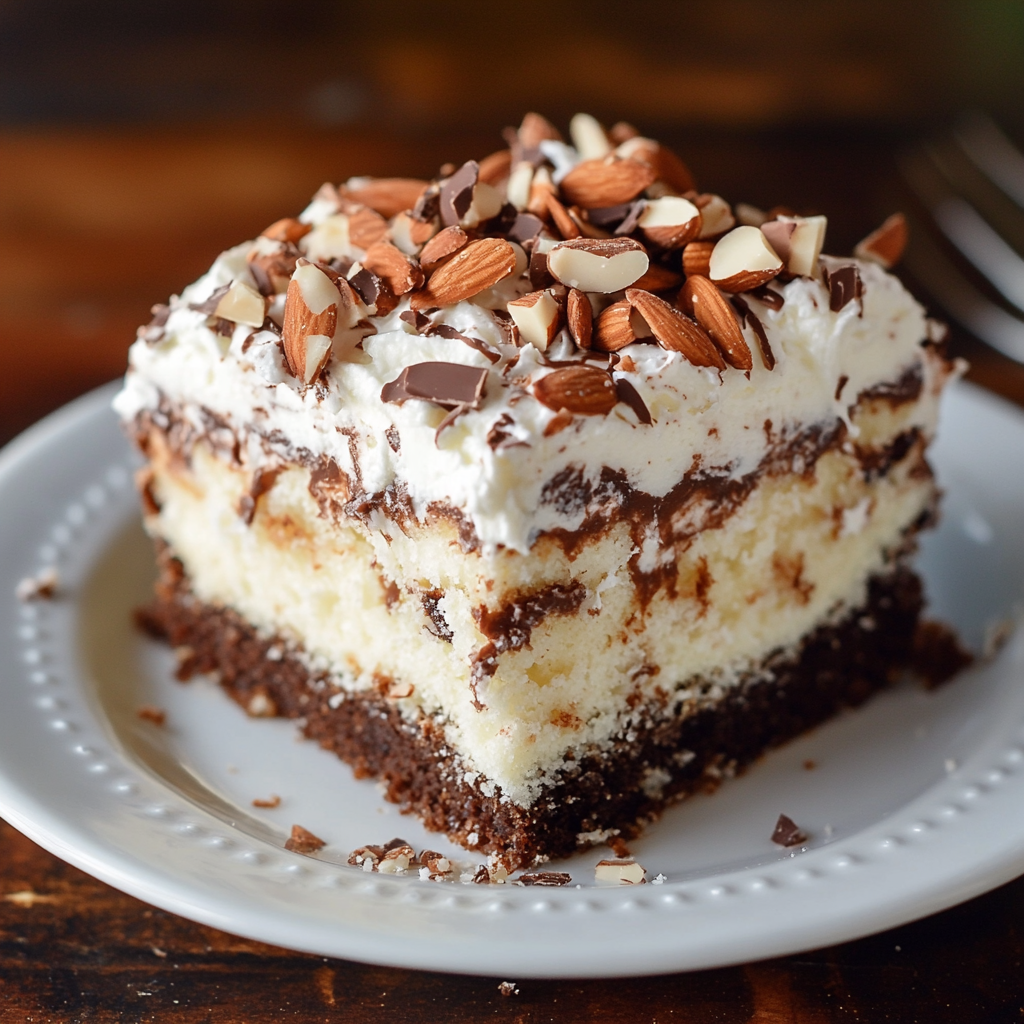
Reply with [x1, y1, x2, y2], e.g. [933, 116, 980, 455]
[899, 111, 1024, 364]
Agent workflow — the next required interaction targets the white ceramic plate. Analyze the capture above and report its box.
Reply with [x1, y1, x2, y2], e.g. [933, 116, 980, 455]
[0, 380, 1023, 978]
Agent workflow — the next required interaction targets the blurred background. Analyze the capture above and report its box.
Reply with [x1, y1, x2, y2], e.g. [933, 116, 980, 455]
[2, 0, 1023, 442]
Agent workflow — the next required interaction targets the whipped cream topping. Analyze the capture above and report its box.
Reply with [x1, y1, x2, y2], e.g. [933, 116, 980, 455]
[114, 115, 937, 556]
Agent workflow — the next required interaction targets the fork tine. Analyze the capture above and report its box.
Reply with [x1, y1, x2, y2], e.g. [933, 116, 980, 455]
[953, 112, 1024, 210]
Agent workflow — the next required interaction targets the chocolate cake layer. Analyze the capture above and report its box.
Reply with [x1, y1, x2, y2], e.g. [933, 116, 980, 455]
[141, 551, 926, 870]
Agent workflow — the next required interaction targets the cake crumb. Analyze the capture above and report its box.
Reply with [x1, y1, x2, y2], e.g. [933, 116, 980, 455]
[285, 824, 325, 854]
[771, 814, 808, 847]
[607, 836, 631, 858]
[497, 981, 519, 997]
[137, 705, 166, 726]
[652, 873, 667, 885]
[16, 568, 58, 601]
[252, 794, 281, 809]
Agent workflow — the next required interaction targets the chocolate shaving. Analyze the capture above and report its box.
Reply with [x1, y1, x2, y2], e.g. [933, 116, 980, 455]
[771, 814, 808, 848]
[238, 466, 282, 526]
[210, 317, 235, 338]
[381, 362, 488, 410]
[732, 296, 775, 371]
[385, 426, 401, 453]
[517, 872, 572, 887]
[421, 590, 454, 642]
[614, 378, 652, 424]
[490, 309, 517, 346]
[835, 374, 849, 401]
[486, 412, 528, 450]
[434, 404, 471, 444]
[189, 284, 230, 315]
[149, 303, 171, 328]
[749, 284, 785, 311]
[507, 212, 545, 245]
[399, 309, 430, 332]
[426, 323, 501, 364]
[823, 265, 863, 313]
[439, 161, 478, 227]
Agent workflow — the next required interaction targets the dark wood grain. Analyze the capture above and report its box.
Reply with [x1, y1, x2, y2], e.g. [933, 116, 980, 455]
[2, 126, 1024, 1021]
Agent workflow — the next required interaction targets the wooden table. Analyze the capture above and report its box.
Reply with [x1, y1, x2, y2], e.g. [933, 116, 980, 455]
[2, 125, 1024, 1021]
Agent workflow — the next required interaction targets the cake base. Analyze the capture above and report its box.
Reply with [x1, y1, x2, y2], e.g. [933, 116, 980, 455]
[139, 552, 926, 870]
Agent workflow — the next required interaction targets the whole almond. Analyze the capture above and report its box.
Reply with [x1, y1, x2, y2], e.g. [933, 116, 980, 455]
[560, 158, 657, 209]
[679, 276, 752, 370]
[534, 365, 617, 415]
[346, 205, 390, 250]
[593, 299, 640, 351]
[854, 212, 907, 269]
[362, 241, 424, 296]
[626, 289, 724, 368]
[283, 261, 340, 384]
[616, 138, 696, 194]
[682, 240, 714, 278]
[261, 218, 310, 244]
[345, 178, 429, 219]
[566, 288, 593, 348]
[546, 193, 582, 239]
[419, 225, 468, 271]
[411, 237, 517, 309]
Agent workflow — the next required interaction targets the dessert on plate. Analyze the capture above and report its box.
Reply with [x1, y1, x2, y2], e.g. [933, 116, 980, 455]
[116, 112, 960, 871]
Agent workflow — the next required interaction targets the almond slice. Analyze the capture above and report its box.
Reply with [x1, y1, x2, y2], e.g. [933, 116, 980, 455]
[695, 194, 736, 239]
[478, 148, 512, 185]
[507, 290, 562, 350]
[214, 280, 267, 328]
[638, 196, 702, 249]
[569, 112, 612, 160]
[566, 288, 593, 348]
[344, 178, 428, 219]
[547, 238, 649, 293]
[625, 289, 724, 368]
[560, 158, 657, 209]
[546, 193, 582, 239]
[709, 226, 783, 292]
[854, 212, 907, 269]
[411, 237, 517, 309]
[682, 240, 714, 278]
[301, 214, 351, 262]
[362, 241, 425, 296]
[507, 161, 535, 212]
[679, 275, 752, 370]
[283, 261, 341, 384]
[517, 111, 563, 149]
[419, 225, 469, 272]
[534, 365, 617, 415]
[260, 218, 310, 244]
[761, 215, 827, 276]
[593, 299, 648, 351]
[527, 165, 556, 218]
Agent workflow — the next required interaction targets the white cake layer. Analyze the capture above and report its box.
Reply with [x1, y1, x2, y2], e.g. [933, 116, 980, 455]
[145, 387, 938, 806]
[114, 227, 937, 556]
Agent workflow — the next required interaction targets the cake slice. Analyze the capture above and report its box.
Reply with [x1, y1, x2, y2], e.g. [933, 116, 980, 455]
[116, 113, 960, 871]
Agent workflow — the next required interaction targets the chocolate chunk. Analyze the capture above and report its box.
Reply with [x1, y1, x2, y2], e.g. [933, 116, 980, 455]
[412, 188, 439, 223]
[238, 466, 282, 526]
[349, 267, 381, 307]
[587, 203, 634, 229]
[614, 200, 646, 236]
[329, 255, 355, 278]
[189, 283, 230, 315]
[285, 824, 326, 854]
[823, 264, 863, 313]
[426, 323, 501, 364]
[731, 296, 775, 371]
[399, 309, 430, 332]
[749, 284, 785, 311]
[517, 871, 572, 886]
[482, 202, 519, 236]
[529, 248, 553, 290]
[614, 378, 652, 424]
[771, 813, 808, 848]
[381, 362, 488, 410]
[439, 160, 479, 227]
[507, 212, 545, 245]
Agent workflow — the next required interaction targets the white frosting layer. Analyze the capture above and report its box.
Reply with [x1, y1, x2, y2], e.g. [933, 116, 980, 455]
[114, 234, 930, 555]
